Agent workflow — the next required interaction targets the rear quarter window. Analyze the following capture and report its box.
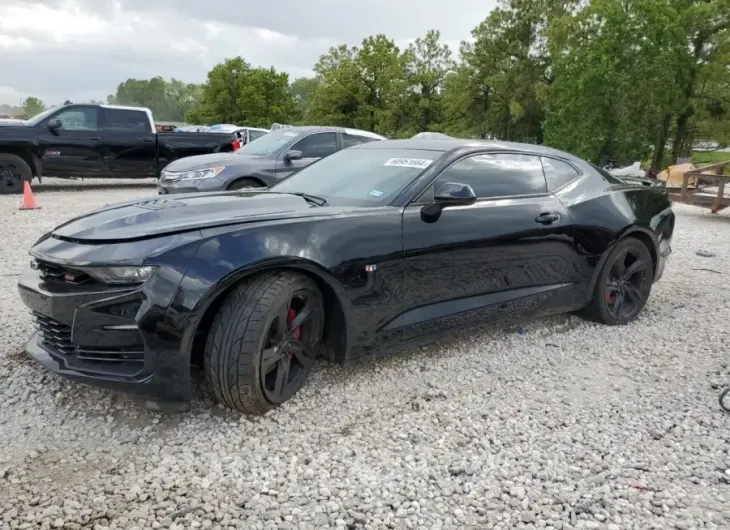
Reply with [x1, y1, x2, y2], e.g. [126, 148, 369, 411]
[591, 163, 623, 184]
[541, 157, 580, 190]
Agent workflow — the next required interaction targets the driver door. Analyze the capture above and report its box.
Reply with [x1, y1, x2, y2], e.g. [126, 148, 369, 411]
[275, 132, 338, 180]
[36, 106, 105, 177]
[399, 152, 579, 341]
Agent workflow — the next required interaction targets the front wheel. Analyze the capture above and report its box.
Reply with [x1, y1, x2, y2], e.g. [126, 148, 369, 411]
[204, 271, 325, 414]
[581, 237, 654, 325]
[0, 154, 32, 195]
[227, 178, 263, 191]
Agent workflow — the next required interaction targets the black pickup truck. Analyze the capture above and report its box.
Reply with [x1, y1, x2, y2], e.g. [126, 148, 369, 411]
[0, 103, 238, 194]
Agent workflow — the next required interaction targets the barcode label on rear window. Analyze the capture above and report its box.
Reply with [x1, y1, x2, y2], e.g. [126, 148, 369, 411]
[384, 158, 433, 169]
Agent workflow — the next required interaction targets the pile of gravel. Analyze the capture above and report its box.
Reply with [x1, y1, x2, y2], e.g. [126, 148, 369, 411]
[1, 184, 729, 529]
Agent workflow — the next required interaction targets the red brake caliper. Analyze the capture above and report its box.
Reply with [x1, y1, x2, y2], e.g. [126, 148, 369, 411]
[287, 308, 301, 340]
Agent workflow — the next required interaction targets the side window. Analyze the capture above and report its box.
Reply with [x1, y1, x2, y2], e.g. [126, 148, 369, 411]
[541, 157, 580, 190]
[103, 109, 150, 133]
[433, 153, 547, 199]
[249, 130, 267, 141]
[292, 132, 338, 158]
[53, 107, 98, 131]
[343, 133, 378, 148]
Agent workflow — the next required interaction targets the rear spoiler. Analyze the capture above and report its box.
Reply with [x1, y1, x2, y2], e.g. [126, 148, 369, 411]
[616, 175, 666, 189]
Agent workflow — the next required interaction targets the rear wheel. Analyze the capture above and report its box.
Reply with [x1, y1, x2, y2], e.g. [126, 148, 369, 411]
[0, 154, 32, 195]
[228, 178, 263, 191]
[204, 271, 324, 414]
[581, 237, 654, 325]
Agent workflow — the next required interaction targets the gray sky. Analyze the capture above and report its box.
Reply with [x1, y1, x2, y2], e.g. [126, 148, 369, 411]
[0, 0, 497, 107]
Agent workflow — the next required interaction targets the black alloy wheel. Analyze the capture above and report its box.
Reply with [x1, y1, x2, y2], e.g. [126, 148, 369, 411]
[0, 154, 32, 195]
[604, 246, 652, 321]
[260, 291, 320, 404]
[582, 237, 654, 325]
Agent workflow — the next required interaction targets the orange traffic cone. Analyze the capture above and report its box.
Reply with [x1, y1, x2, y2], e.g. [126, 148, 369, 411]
[19, 180, 40, 210]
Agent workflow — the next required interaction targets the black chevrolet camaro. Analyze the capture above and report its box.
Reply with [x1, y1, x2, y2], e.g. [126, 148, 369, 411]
[18, 139, 674, 413]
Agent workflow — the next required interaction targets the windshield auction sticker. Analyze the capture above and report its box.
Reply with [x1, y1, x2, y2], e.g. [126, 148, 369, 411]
[384, 158, 433, 169]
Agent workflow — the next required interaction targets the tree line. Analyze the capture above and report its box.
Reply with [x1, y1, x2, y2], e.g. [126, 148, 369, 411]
[7, 0, 729, 169]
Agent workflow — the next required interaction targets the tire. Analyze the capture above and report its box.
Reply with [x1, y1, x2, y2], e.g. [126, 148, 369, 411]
[204, 271, 325, 414]
[581, 236, 654, 325]
[720, 387, 730, 413]
[228, 178, 263, 191]
[0, 154, 32, 195]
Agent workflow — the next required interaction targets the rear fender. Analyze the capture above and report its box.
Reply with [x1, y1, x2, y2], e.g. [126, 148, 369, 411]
[586, 225, 660, 296]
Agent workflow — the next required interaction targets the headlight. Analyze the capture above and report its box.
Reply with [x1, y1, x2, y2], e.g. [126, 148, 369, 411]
[178, 167, 225, 181]
[79, 266, 157, 285]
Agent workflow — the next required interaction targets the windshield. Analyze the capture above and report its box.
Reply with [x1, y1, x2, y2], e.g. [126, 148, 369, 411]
[271, 148, 442, 206]
[24, 106, 61, 126]
[237, 128, 299, 156]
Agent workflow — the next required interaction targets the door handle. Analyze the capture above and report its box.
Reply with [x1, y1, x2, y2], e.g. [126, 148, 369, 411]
[141, 138, 153, 143]
[88, 137, 101, 141]
[535, 212, 560, 224]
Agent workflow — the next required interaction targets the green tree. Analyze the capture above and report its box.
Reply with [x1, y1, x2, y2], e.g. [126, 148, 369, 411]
[22, 97, 45, 118]
[402, 29, 455, 134]
[354, 35, 409, 136]
[185, 57, 295, 127]
[108, 77, 202, 121]
[668, 0, 730, 161]
[544, 0, 687, 165]
[306, 45, 363, 127]
[289, 77, 319, 123]
[443, 0, 570, 142]
[690, 36, 730, 149]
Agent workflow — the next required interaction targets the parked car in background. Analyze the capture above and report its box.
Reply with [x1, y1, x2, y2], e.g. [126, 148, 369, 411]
[0, 103, 241, 194]
[17, 138, 675, 413]
[157, 126, 385, 194]
[412, 132, 453, 139]
[203, 124, 270, 147]
[177, 125, 210, 133]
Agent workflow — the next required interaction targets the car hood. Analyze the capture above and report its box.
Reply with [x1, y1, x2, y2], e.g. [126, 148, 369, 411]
[50, 191, 327, 242]
[163, 152, 267, 171]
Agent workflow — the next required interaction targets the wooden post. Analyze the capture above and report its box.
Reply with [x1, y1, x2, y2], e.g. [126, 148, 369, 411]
[712, 162, 727, 214]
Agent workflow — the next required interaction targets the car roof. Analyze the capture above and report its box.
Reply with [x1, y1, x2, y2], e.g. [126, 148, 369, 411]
[280, 126, 385, 140]
[352, 138, 581, 161]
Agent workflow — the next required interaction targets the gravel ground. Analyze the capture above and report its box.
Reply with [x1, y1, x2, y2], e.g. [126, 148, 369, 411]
[1, 179, 729, 530]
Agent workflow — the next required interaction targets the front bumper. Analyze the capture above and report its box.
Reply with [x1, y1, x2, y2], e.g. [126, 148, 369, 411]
[17, 264, 192, 405]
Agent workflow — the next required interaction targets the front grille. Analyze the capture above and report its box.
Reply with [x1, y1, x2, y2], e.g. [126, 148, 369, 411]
[34, 312, 144, 363]
[35, 312, 74, 355]
[33, 259, 91, 285]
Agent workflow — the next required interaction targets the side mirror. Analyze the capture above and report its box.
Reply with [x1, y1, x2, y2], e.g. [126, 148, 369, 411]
[421, 182, 477, 223]
[434, 182, 477, 205]
[283, 150, 303, 162]
[47, 119, 62, 131]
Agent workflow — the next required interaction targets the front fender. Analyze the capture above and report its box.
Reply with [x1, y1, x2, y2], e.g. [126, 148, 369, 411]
[174, 254, 352, 359]
[168, 211, 405, 363]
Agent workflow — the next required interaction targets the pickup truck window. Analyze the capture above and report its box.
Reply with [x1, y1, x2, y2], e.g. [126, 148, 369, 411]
[56, 107, 98, 131]
[248, 130, 267, 141]
[103, 108, 151, 133]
